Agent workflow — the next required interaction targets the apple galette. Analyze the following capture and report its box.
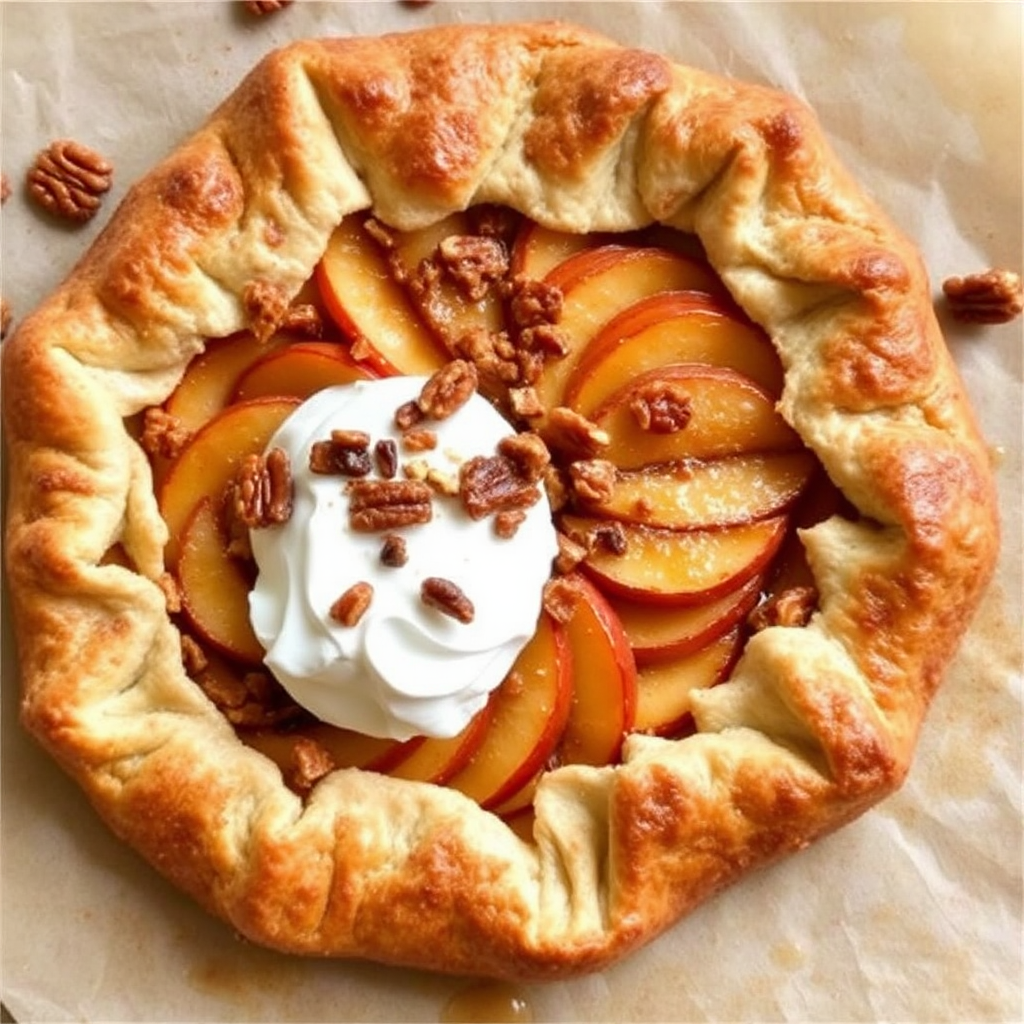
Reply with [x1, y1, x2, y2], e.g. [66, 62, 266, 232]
[1, 22, 999, 978]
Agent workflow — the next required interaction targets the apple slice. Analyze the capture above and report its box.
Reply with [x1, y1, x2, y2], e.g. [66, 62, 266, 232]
[178, 497, 264, 664]
[158, 396, 299, 568]
[561, 513, 788, 605]
[510, 220, 598, 280]
[165, 331, 290, 432]
[242, 723, 421, 779]
[383, 212, 506, 350]
[533, 246, 724, 414]
[592, 364, 801, 469]
[231, 341, 374, 402]
[556, 574, 637, 766]
[562, 291, 785, 418]
[445, 612, 572, 810]
[610, 573, 763, 665]
[585, 450, 817, 530]
[387, 699, 496, 786]
[634, 626, 743, 736]
[316, 215, 449, 376]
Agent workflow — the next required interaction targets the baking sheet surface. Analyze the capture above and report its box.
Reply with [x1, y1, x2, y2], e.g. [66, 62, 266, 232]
[2, 3, 1021, 1021]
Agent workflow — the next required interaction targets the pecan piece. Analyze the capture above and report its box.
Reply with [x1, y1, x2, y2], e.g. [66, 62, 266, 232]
[494, 510, 527, 539]
[541, 407, 610, 459]
[553, 531, 589, 574]
[543, 576, 583, 624]
[459, 453, 541, 520]
[158, 572, 182, 614]
[569, 458, 617, 504]
[417, 359, 478, 420]
[436, 234, 509, 302]
[228, 447, 293, 528]
[509, 277, 564, 329]
[309, 431, 372, 477]
[244, 0, 293, 13]
[380, 534, 409, 567]
[26, 139, 112, 222]
[421, 577, 475, 624]
[748, 586, 818, 631]
[630, 381, 694, 433]
[180, 634, 209, 675]
[497, 431, 551, 483]
[280, 303, 324, 337]
[942, 269, 1023, 324]
[242, 279, 290, 344]
[330, 581, 374, 627]
[289, 737, 335, 793]
[140, 407, 192, 460]
[374, 438, 399, 479]
[402, 427, 438, 453]
[347, 479, 432, 532]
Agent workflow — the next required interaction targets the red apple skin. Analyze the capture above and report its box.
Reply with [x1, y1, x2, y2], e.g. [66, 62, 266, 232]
[445, 612, 573, 810]
[557, 574, 638, 766]
[562, 513, 789, 607]
[610, 573, 764, 666]
[231, 341, 375, 402]
[562, 290, 785, 416]
[387, 699, 496, 787]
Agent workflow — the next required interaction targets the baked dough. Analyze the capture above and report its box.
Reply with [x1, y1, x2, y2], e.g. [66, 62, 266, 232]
[1, 22, 998, 978]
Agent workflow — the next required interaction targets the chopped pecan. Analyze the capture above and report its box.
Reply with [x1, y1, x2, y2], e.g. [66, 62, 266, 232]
[348, 478, 432, 532]
[229, 447, 293, 528]
[289, 737, 335, 793]
[374, 438, 399, 479]
[543, 576, 583, 624]
[459, 453, 541, 520]
[509, 385, 544, 420]
[518, 324, 569, 360]
[330, 581, 374, 627]
[26, 139, 112, 222]
[543, 464, 571, 513]
[380, 533, 409, 567]
[436, 234, 509, 302]
[394, 399, 426, 431]
[180, 634, 209, 675]
[158, 572, 182, 614]
[242, 279, 290, 343]
[280, 303, 324, 338]
[140, 407, 192, 460]
[453, 327, 519, 390]
[244, 0, 293, 13]
[553, 531, 588, 574]
[0, 297, 11, 340]
[363, 216, 396, 250]
[417, 359, 478, 420]
[748, 586, 818, 632]
[541, 407, 610, 459]
[630, 381, 694, 433]
[421, 577, 475, 624]
[564, 518, 628, 557]
[309, 432, 372, 477]
[469, 204, 520, 242]
[497, 431, 551, 483]
[402, 427, 438, 453]
[569, 459, 617, 504]
[510, 277, 563, 329]
[494, 510, 527, 539]
[942, 269, 1023, 324]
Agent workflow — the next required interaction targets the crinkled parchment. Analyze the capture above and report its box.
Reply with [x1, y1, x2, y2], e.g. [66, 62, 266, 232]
[1, 3, 1020, 1021]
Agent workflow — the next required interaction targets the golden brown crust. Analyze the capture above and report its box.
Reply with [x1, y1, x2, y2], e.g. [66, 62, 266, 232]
[1, 21, 999, 978]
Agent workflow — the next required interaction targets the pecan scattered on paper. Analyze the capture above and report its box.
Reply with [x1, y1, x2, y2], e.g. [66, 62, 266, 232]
[630, 381, 694, 433]
[347, 478, 433, 532]
[748, 586, 818, 631]
[229, 447, 294, 528]
[330, 581, 374, 627]
[244, 0, 294, 14]
[421, 577, 475, 623]
[26, 139, 113, 222]
[942, 269, 1023, 324]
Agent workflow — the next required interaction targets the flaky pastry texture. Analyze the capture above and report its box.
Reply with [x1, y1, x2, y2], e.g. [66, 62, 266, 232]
[2, 22, 999, 979]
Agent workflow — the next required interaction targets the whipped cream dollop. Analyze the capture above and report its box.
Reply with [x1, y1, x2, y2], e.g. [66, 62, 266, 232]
[249, 377, 558, 741]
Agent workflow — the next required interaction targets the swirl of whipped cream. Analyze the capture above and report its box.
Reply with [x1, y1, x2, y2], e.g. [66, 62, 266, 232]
[249, 378, 558, 741]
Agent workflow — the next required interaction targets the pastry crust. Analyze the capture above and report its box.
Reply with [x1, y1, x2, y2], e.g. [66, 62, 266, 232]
[1, 22, 998, 978]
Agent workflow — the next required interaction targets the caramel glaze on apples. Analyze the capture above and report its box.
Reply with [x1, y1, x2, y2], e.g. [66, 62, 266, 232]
[136, 206, 851, 826]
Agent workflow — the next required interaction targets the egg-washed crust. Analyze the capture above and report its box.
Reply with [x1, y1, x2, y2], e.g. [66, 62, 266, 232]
[1, 22, 999, 979]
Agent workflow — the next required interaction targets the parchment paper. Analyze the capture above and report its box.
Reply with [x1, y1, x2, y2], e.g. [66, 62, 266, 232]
[1, 3, 1020, 1021]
